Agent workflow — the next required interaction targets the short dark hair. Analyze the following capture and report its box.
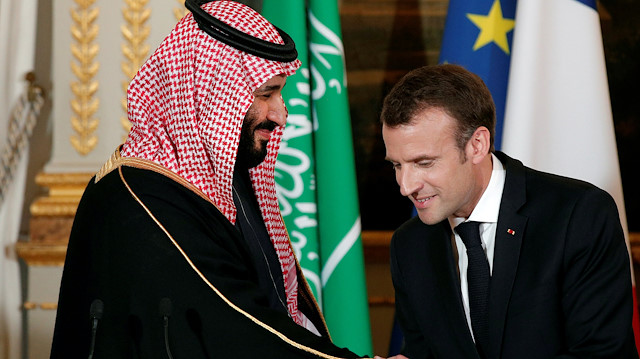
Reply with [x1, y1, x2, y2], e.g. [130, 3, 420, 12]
[380, 64, 496, 152]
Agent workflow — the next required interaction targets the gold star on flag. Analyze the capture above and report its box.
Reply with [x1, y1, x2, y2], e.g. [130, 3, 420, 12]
[467, 0, 515, 54]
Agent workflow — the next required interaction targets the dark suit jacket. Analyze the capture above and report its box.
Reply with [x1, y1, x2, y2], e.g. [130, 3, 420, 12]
[390, 151, 638, 359]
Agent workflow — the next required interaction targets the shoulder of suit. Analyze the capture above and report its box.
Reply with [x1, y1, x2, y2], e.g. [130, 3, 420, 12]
[497, 151, 601, 196]
[393, 216, 448, 240]
[93, 146, 215, 206]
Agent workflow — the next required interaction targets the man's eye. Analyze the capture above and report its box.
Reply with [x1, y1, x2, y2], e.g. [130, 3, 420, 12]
[417, 162, 432, 168]
[392, 163, 401, 170]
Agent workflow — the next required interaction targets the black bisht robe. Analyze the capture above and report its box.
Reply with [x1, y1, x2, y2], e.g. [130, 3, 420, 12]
[50, 158, 360, 359]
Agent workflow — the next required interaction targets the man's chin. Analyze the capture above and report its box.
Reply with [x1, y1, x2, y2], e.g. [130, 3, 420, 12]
[253, 140, 268, 153]
[417, 209, 443, 226]
[244, 146, 268, 168]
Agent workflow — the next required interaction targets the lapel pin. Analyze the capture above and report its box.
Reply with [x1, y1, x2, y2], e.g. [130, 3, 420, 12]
[507, 229, 516, 236]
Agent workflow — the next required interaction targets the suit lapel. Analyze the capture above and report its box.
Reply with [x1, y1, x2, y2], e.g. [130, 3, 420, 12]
[488, 152, 528, 359]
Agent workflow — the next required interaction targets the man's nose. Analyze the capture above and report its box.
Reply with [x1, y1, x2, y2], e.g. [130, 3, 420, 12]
[398, 167, 421, 197]
[267, 98, 287, 127]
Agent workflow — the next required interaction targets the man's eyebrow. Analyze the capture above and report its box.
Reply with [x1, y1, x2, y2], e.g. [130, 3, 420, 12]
[255, 81, 287, 93]
[412, 155, 436, 162]
[384, 155, 436, 163]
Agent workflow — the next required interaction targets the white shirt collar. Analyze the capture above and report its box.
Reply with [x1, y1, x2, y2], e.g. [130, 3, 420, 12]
[449, 153, 505, 229]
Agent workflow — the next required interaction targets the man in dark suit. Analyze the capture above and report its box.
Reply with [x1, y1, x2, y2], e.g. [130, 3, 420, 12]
[380, 64, 638, 359]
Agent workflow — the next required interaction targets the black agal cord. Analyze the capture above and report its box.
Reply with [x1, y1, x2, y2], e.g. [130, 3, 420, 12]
[185, 0, 298, 62]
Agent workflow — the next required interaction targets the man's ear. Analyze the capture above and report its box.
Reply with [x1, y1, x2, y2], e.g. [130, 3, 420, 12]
[468, 126, 491, 165]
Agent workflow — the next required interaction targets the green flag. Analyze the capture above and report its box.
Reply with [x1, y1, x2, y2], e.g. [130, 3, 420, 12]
[263, 0, 373, 355]
[307, 0, 372, 355]
[262, 1, 323, 301]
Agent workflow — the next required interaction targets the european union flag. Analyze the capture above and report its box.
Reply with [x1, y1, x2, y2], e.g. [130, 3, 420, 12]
[438, 0, 517, 150]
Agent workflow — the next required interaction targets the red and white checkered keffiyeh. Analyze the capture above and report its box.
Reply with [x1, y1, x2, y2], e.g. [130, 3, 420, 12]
[121, 1, 304, 325]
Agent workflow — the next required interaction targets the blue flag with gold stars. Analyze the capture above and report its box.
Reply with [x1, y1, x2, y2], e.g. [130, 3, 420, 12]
[438, 0, 516, 149]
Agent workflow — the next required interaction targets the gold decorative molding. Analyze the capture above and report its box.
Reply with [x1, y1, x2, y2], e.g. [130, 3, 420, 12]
[20, 172, 92, 267]
[121, 0, 151, 134]
[15, 242, 68, 267]
[70, 0, 100, 155]
[41, 302, 59, 310]
[15, 173, 93, 268]
[29, 172, 93, 216]
[22, 173, 93, 265]
[30, 197, 82, 217]
[23, 302, 59, 311]
[174, 0, 188, 22]
[34, 171, 93, 192]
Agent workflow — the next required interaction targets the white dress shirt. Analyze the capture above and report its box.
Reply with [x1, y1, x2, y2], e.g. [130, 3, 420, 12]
[448, 153, 506, 340]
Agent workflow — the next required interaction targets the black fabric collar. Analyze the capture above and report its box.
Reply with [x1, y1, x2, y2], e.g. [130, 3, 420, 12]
[232, 164, 288, 314]
[185, 0, 298, 62]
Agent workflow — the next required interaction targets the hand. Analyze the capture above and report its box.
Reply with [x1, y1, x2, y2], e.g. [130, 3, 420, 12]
[373, 355, 408, 359]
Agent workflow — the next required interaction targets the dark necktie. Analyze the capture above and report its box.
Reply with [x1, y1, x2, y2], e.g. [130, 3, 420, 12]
[456, 221, 490, 358]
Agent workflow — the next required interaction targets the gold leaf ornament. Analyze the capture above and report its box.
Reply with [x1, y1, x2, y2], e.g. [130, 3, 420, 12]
[69, 0, 100, 155]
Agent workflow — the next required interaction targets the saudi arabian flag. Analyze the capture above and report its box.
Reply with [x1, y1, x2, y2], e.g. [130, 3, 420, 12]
[307, 0, 372, 354]
[262, 0, 323, 302]
[263, 0, 373, 355]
